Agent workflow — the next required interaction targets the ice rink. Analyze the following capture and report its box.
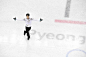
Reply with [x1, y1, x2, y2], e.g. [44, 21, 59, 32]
[0, 0, 86, 57]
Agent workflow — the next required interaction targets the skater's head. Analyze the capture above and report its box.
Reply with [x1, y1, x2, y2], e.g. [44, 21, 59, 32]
[26, 13, 30, 19]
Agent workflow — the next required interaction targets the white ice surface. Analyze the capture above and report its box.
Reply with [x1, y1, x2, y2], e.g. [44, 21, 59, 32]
[0, 21, 86, 57]
[0, 0, 86, 57]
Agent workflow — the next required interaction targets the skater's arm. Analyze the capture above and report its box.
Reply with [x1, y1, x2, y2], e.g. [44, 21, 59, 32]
[13, 17, 26, 21]
[31, 18, 40, 22]
[31, 18, 43, 22]
[16, 18, 26, 21]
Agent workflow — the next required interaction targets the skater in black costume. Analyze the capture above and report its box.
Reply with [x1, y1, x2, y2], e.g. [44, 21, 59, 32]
[13, 13, 43, 40]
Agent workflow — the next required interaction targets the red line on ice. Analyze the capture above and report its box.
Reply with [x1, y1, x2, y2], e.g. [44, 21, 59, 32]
[55, 19, 86, 25]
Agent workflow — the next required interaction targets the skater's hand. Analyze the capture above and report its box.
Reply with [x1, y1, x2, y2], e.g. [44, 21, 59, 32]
[40, 18, 43, 22]
[13, 17, 16, 21]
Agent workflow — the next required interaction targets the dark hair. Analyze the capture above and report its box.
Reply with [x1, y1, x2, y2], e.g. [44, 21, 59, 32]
[26, 13, 30, 16]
